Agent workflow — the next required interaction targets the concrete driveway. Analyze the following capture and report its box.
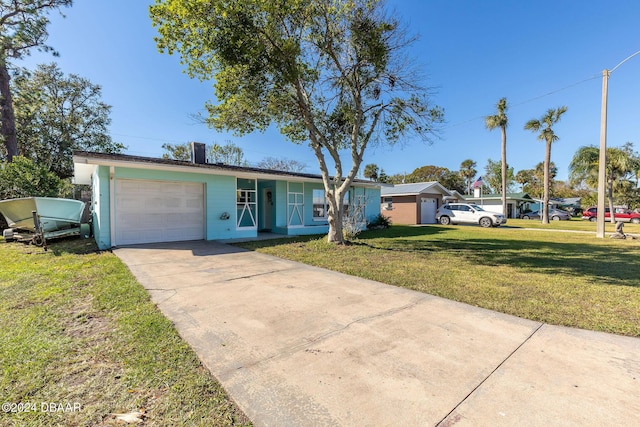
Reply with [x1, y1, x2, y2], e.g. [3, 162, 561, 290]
[115, 240, 639, 426]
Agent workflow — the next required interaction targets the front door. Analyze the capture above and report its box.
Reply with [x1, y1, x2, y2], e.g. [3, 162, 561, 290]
[262, 188, 273, 231]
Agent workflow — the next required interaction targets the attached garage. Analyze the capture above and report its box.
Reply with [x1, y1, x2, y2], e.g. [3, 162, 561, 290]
[114, 179, 205, 245]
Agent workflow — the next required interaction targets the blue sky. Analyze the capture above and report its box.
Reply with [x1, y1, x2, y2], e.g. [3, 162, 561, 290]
[18, 0, 640, 182]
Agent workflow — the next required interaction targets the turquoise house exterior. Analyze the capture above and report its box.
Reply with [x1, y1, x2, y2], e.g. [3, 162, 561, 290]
[73, 151, 381, 250]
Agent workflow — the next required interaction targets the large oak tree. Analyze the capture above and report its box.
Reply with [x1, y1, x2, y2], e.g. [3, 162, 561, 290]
[12, 63, 124, 179]
[150, 0, 443, 243]
[0, 0, 72, 161]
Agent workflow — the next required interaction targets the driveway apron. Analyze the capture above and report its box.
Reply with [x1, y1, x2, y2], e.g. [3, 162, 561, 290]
[115, 240, 639, 426]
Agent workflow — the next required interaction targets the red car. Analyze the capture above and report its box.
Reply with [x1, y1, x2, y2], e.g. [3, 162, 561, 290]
[581, 207, 640, 224]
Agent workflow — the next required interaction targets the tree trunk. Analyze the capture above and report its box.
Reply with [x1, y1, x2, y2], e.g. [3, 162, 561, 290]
[542, 141, 551, 224]
[0, 61, 18, 161]
[326, 188, 345, 244]
[501, 126, 507, 217]
[607, 179, 616, 224]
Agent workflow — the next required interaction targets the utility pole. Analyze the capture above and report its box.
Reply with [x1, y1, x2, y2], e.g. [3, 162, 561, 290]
[596, 69, 608, 238]
[596, 51, 640, 238]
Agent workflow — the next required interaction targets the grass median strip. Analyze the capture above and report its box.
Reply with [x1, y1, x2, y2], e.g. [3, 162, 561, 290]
[236, 223, 640, 337]
[0, 238, 250, 427]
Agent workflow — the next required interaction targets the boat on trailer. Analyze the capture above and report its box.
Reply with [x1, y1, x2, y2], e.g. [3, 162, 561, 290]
[0, 197, 88, 245]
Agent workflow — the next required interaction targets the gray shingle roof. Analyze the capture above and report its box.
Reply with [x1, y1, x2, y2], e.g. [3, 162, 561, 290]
[73, 151, 378, 185]
[380, 182, 451, 196]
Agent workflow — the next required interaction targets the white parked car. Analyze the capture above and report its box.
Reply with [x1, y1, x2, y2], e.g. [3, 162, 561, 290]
[436, 203, 507, 228]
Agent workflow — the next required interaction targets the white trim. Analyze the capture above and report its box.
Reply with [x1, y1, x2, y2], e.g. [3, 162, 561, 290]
[236, 178, 257, 230]
[109, 166, 115, 246]
[287, 181, 305, 227]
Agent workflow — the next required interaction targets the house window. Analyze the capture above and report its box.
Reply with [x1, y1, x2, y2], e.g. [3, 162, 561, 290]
[383, 196, 393, 210]
[312, 189, 349, 221]
[237, 178, 257, 228]
[313, 189, 326, 221]
[288, 182, 304, 226]
[343, 190, 350, 217]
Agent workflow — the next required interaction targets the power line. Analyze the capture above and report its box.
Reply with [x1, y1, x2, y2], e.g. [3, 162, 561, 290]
[442, 73, 601, 130]
[112, 73, 603, 147]
[510, 74, 601, 108]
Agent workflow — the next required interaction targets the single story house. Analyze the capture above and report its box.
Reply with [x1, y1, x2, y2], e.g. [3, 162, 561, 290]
[463, 191, 535, 218]
[380, 182, 453, 224]
[446, 189, 467, 203]
[73, 148, 381, 249]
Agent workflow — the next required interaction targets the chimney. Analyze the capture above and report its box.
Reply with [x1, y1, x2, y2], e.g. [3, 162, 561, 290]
[191, 142, 206, 164]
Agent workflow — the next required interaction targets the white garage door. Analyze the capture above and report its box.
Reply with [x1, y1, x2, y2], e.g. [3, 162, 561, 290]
[420, 198, 437, 224]
[114, 179, 205, 245]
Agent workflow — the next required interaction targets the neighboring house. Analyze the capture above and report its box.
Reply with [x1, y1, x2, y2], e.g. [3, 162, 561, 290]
[463, 192, 534, 218]
[528, 197, 582, 215]
[380, 182, 453, 224]
[73, 148, 381, 249]
[445, 189, 466, 203]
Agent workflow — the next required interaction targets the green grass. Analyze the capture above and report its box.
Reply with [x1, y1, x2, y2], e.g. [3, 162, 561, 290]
[0, 238, 250, 427]
[2, 220, 638, 425]
[236, 223, 640, 337]
[508, 216, 640, 233]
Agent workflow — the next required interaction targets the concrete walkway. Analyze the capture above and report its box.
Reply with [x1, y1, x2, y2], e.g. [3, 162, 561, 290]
[115, 240, 639, 426]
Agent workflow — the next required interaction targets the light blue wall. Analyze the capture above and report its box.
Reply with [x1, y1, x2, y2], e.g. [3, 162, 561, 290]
[92, 166, 111, 249]
[364, 186, 382, 222]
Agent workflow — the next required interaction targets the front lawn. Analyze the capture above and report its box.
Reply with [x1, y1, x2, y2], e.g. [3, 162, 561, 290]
[0, 238, 250, 427]
[236, 225, 640, 337]
[508, 217, 640, 233]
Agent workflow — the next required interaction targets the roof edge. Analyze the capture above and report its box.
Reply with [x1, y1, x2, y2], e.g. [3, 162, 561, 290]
[73, 151, 380, 187]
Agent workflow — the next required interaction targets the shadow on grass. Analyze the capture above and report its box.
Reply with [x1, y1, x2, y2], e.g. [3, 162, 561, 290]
[236, 233, 325, 250]
[357, 225, 448, 239]
[47, 237, 101, 256]
[236, 226, 448, 250]
[372, 236, 639, 288]
[239, 225, 640, 288]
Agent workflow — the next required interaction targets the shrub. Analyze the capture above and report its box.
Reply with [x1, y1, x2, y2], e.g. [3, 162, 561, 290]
[0, 156, 63, 199]
[367, 213, 392, 230]
[343, 211, 365, 240]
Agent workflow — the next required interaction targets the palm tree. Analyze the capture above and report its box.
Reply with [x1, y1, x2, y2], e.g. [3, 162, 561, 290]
[535, 161, 557, 198]
[459, 159, 477, 195]
[570, 145, 635, 223]
[524, 106, 568, 224]
[621, 142, 640, 187]
[485, 98, 509, 216]
[363, 163, 379, 181]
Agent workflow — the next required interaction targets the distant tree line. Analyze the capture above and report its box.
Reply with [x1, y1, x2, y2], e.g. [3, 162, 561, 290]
[364, 139, 640, 211]
[161, 141, 306, 172]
